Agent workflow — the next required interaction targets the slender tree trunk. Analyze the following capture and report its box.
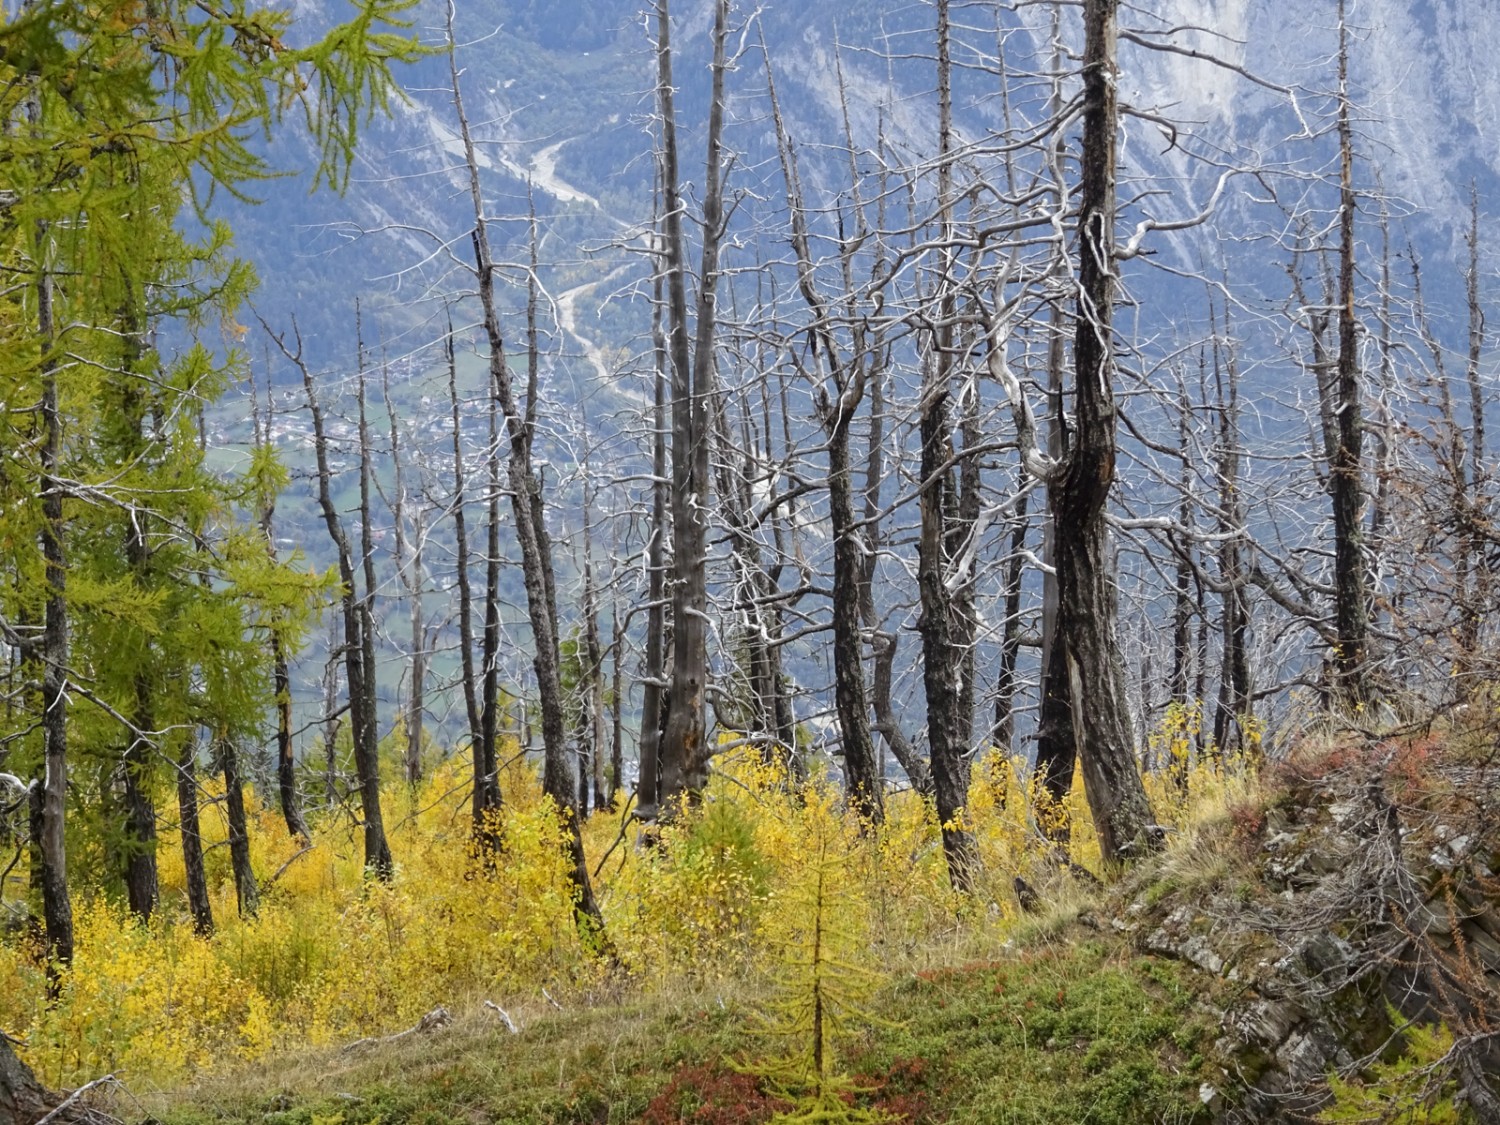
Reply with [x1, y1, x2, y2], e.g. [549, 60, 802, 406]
[120, 687, 159, 921]
[916, 0, 977, 887]
[992, 489, 1030, 755]
[219, 738, 260, 918]
[830, 421, 883, 822]
[1212, 324, 1253, 758]
[176, 739, 213, 935]
[478, 325, 505, 834]
[582, 512, 606, 814]
[254, 372, 313, 841]
[354, 334, 386, 858]
[1032, 8, 1078, 831]
[1458, 187, 1488, 679]
[445, 326, 493, 836]
[636, 261, 668, 825]
[447, 9, 606, 941]
[610, 598, 624, 809]
[1048, 0, 1160, 864]
[321, 615, 342, 807]
[656, 0, 729, 814]
[35, 227, 73, 971]
[382, 363, 427, 789]
[120, 577, 159, 921]
[763, 43, 881, 818]
[296, 337, 393, 879]
[1331, 0, 1368, 701]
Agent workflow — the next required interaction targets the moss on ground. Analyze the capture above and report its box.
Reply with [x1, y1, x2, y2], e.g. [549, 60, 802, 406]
[147, 929, 1216, 1125]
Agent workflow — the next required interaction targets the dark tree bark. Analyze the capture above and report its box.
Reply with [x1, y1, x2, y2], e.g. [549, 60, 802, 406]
[120, 473, 159, 921]
[656, 0, 730, 815]
[319, 614, 343, 808]
[176, 740, 213, 935]
[1211, 320, 1253, 758]
[581, 494, 606, 814]
[1031, 11, 1078, 828]
[635, 262, 669, 824]
[478, 318, 505, 833]
[915, 0, 978, 888]
[285, 326, 393, 880]
[354, 323, 386, 853]
[991, 487, 1030, 756]
[447, 8, 607, 942]
[1046, 0, 1160, 864]
[0, 1035, 50, 1125]
[218, 738, 260, 918]
[35, 230, 73, 971]
[1330, 0, 1368, 701]
[609, 598, 624, 809]
[251, 372, 312, 841]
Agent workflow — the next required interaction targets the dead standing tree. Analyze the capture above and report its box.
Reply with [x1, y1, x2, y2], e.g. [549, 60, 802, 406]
[270, 322, 394, 881]
[653, 0, 731, 817]
[985, 0, 1160, 864]
[445, 0, 607, 940]
[1047, 0, 1161, 863]
[762, 39, 884, 825]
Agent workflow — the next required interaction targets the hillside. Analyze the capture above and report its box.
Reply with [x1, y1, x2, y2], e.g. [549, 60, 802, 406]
[8, 723, 1495, 1125]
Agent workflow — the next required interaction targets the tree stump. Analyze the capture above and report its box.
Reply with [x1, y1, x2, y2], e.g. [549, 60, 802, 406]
[0, 1037, 48, 1125]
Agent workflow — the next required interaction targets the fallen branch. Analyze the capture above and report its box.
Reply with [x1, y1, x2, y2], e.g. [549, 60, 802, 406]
[33, 1073, 119, 1125]
[263, 844, 314, 892]
[340, 1006, 452, 1054]
[483, 1001, 520, 1034]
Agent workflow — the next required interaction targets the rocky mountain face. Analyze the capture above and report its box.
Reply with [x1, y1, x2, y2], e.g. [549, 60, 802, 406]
[208, 0, 1500, 755]
[238, 0, 1500, 371]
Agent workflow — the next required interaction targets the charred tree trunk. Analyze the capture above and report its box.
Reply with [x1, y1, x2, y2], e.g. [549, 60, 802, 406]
[1212, 324, 1253, 758]
[582, 499, 606, 814]
[991, 487, 1030, 755]
[636, 262, 669, 825]
[917, 0, 978, 889]
[1032, 14, 1078, 827]
[447, 11, 607, 942]
[35, 229, 73, 971]
[0, 1036, 51, 1125]
[354, 332, 385, 855]
[656, 0, 730, 814]
[610, 598, 624, 809]
[829, 419, 883, 823]
[176, 740, 213, 936]
[294, 332, 393, 880]
[1048, 0, 1160, 864]
[119, 707, 158, 920]
[1330, 0, 1368, 702]
[477, 330, 505, 833]
[219, 738, 260, 918]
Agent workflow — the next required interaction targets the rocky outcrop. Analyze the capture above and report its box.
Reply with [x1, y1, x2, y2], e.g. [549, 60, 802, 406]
[1112, 745, 1500, 1123]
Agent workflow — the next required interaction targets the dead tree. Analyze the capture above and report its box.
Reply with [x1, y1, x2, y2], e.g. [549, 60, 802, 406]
[654, 0, 730, 816]
[446, 2, 607, 940]
[274, 321, 394, 880]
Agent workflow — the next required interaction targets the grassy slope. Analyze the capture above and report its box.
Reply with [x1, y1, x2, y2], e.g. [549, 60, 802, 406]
[147, 919, 1218, 1125]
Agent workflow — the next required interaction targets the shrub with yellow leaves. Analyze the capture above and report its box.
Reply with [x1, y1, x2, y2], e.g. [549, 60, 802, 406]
[0, 717, 1258, 1091]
